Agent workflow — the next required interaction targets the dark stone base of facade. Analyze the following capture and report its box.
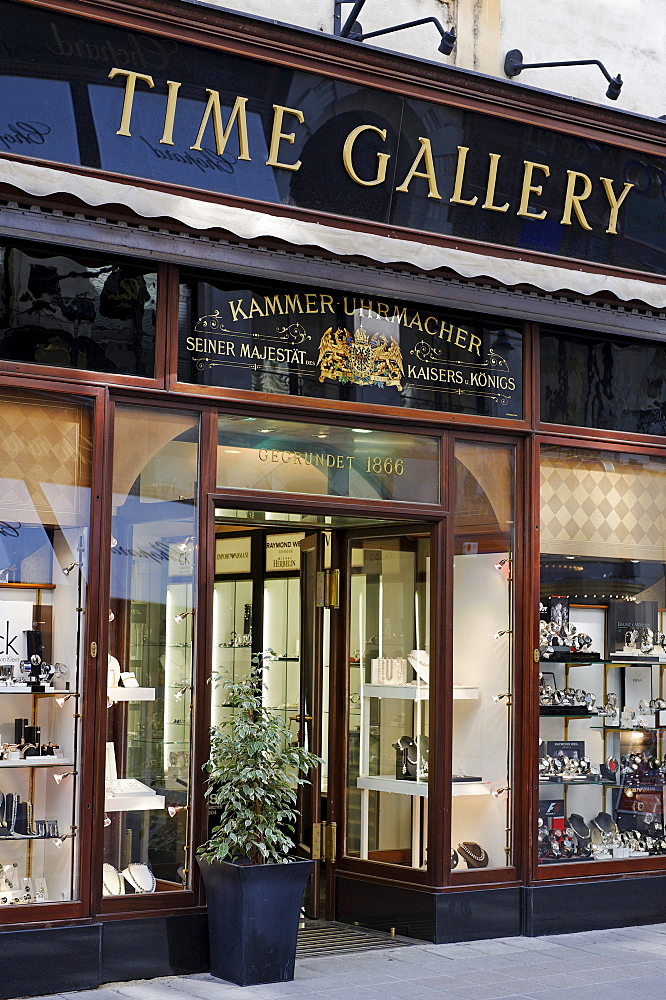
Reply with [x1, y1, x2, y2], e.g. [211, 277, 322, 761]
[524, 874, 666, 936]
[0, 914, 209, 999]
[335, 876, 522, 943]
[6, 879, 666, 997]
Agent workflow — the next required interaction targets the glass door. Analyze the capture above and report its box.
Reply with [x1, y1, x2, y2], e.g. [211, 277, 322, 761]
[345, 528, 432, 870]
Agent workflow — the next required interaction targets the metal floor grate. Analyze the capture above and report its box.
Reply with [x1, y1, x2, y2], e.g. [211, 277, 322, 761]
[296, 920, 415, 958]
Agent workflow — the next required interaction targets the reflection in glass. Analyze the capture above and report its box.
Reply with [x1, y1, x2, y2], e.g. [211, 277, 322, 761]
[105, 406, 198, 897]
[347, 534, 431, 869]
[0, 389, 91, 904]
[452, 441, 515, 871]
[539, 446, 666, 865]
[0, 242, 157, 376]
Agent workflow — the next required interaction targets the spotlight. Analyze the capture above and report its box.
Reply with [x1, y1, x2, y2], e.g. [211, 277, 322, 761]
[174, 610, 195, 624]
[110, 536, 118, 549]
[437, 25, 456, 55]
[177, 536, 194, 553]
[493, 693, 512, 704]
[55, 694, 74, 708]
[108, 609, 115, 623]
[492, 786, 510, 799]
[174, 685, 191, 702]
[493, 630, 512, 640]
[167, 804, 187, 818]
[103, 814, 112, 828]
[62, 563, 77, 576]
[53, 771, 76, 784]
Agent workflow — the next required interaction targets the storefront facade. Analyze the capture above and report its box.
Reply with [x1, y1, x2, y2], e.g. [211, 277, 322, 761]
[2, 0, 666, 992]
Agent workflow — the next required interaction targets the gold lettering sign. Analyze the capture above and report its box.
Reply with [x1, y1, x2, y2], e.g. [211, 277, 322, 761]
[108, 66, 635, 237]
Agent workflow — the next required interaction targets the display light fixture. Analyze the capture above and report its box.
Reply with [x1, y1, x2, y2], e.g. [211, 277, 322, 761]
[504, 49, 623, 100]
[492, 693, 512, 705]
[492, 786, 510, 799]
[174, 610, 195, 624]
[62, 562, 78, 576]
[55, 693, 74, 708]
[493, 630, 513, 640]
[334, 0, 456, 56]
[52, 827, 77, 848]
[177, 536, 195, 553]
[167, 804, 187, 818]
[174, 685, 192, 702]
[53, 771, 76, 784]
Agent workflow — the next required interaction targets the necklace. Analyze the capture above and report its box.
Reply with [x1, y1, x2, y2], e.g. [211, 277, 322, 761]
[122, 864, 156, 893]
[102, 863, 123, 896]
[458, 842, 487, 863]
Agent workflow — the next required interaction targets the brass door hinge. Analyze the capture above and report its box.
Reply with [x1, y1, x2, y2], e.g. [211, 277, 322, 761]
[312, 822, 322, 860]
[316, 570, 340, 608]
[312, 821, 337, 861]
[324, 821, 337, 861]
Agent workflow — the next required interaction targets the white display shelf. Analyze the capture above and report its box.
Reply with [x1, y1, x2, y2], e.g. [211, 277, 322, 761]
[107, 687, 155, 702]
[454, 686, 480, 700]
[357, 775, 489, 797]
[361, 684, 479, 700]
[0, 757, 74, 768]
[362, 684, 429, 700]
[105, 793, 166, 812]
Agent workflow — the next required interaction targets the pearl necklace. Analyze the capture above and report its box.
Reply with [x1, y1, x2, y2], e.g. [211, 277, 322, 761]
[102, 863, 123, 896]
[122, 864, 156, 893]
[458, 842, 487, 864]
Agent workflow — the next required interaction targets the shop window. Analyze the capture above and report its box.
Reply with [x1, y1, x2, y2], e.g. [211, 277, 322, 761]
[105, 406, 199, 899]
[541, 326, 666, 435]
[539, 445, 666, 865]
[452, 441, 515, 871]
[0, 242, 157, 378]
[0, 388, 91, 905]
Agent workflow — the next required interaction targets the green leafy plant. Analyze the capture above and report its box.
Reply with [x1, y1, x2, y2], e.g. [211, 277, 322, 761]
[199, 653, 322, 866]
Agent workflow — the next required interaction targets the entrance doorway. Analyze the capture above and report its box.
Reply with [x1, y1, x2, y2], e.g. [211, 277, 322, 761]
[209, 506, 435, 920]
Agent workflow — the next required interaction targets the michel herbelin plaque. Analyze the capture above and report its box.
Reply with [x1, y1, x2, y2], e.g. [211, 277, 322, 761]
[178, 282, 522, 419]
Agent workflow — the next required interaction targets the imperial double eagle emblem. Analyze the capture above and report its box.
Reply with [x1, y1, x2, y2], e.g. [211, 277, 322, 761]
[318, 325, 404, 390]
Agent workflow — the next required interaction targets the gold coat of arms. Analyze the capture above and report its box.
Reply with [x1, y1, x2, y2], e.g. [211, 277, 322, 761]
[318, 325, 403, 390]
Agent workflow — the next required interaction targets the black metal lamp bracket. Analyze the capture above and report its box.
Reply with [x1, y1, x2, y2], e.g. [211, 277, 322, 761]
[504, 49, 622, 100]
[334, 0, 456, 55]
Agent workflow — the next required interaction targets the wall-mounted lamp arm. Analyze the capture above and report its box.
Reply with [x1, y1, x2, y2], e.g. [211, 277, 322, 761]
[339, 0, 367, 37]
[337, 0, 456, 55]
[504, 50, 622, 100]
[356, 18, 456, 55]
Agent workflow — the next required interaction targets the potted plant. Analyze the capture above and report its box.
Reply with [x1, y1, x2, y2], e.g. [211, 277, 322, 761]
[197, 653, 322, 987]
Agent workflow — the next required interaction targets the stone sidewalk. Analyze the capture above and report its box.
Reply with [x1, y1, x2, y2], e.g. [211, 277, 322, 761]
[28, 923, 666, 1000]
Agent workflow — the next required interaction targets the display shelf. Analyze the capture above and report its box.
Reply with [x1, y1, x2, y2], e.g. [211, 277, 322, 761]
[0, 758, 74, 768]
[453, 686, 480, 700]
[107, 687, 156, 702]
[590, 725, 666, 732]
[362, 684, 429, 701]
[541, 659, 661, 668]
[105, 793, 166, 812]
[357, 775, 489, 797]
[539, 778, 619, 786]
[539, 711, 599, 719]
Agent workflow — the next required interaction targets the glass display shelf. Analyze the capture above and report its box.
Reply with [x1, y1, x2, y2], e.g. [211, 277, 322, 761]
[0, 759, 74, 768]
